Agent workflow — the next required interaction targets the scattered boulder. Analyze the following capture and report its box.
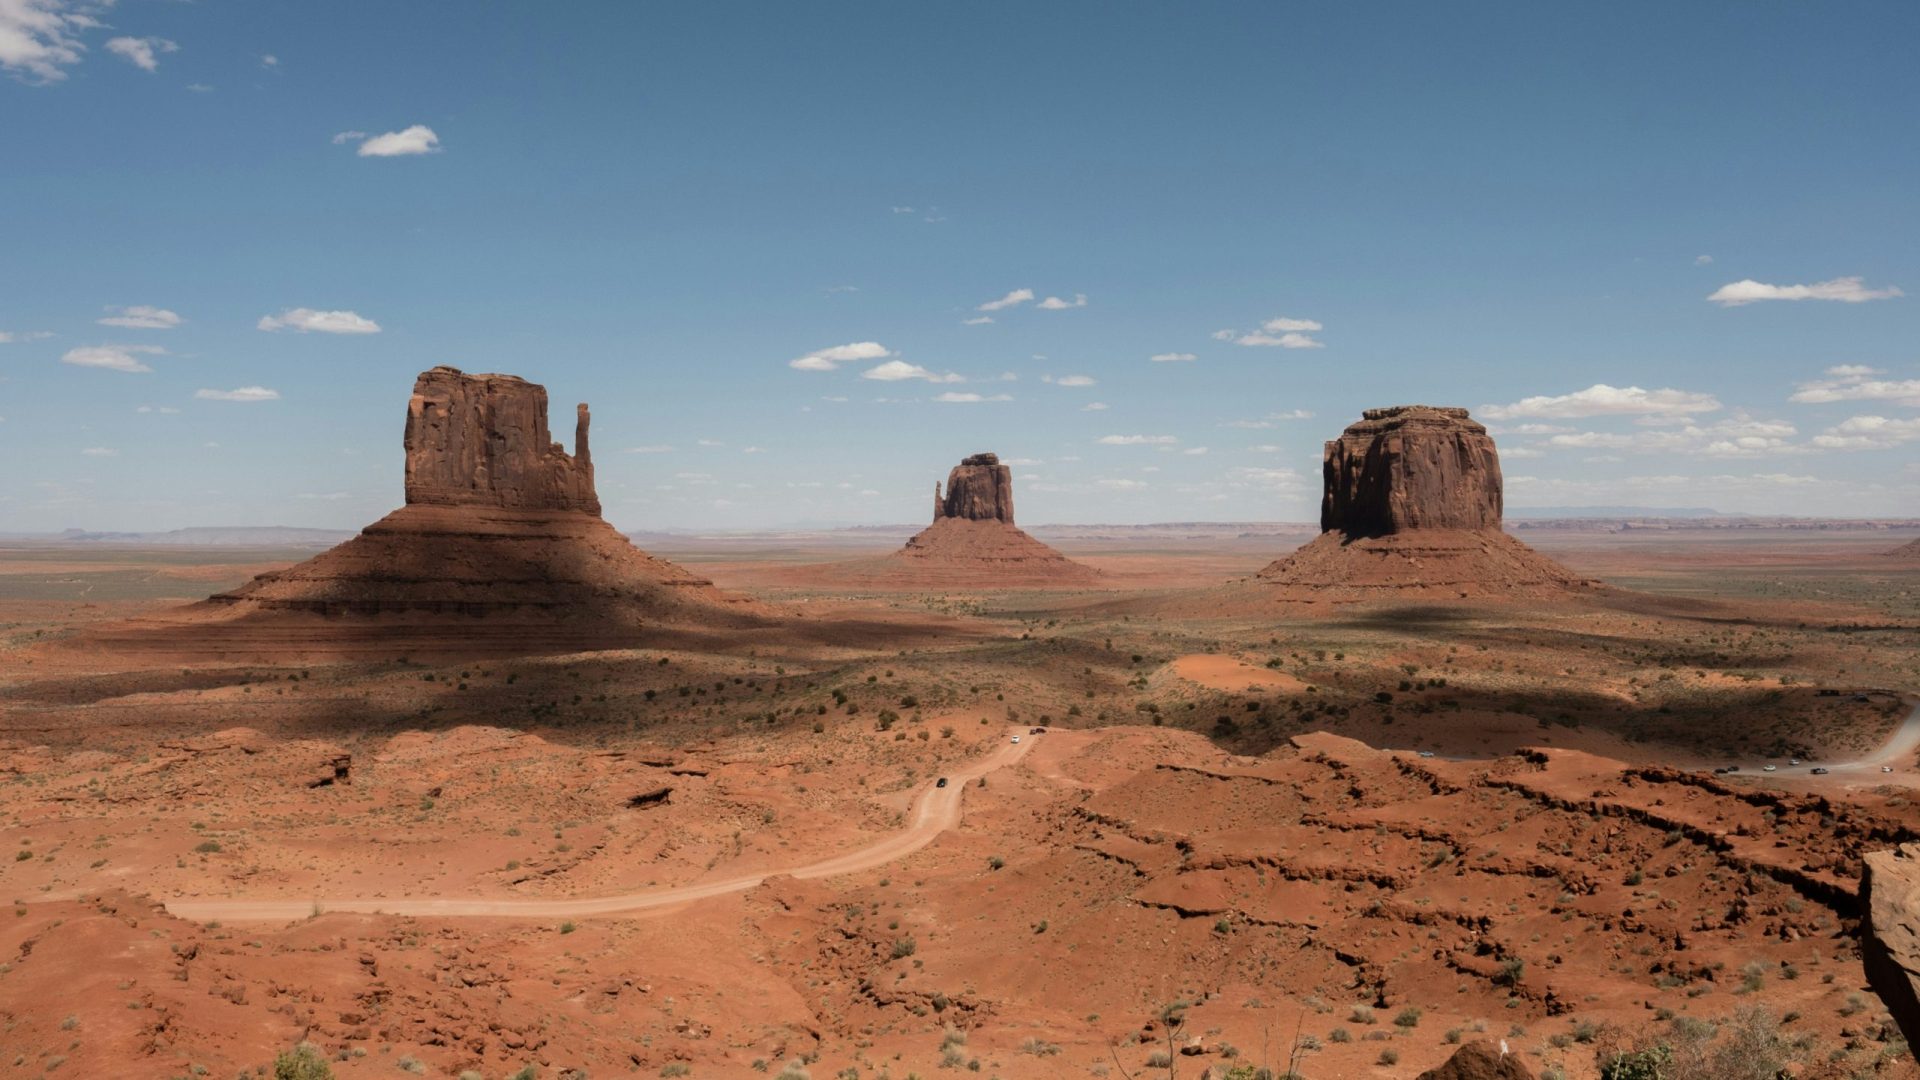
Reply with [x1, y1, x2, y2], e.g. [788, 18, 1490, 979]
[1863, 843, 1920, 1052]
[1414, 1040, 1536, 1080]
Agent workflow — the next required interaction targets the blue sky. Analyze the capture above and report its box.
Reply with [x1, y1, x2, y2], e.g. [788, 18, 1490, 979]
[2, 1, 1916, 531]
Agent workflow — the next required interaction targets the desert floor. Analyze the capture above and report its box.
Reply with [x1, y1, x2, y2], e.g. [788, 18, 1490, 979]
[1, 527, 1917, 1079]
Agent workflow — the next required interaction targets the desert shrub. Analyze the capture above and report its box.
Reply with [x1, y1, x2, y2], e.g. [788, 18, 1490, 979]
[1377, 1049, 1399, 1066]
[890, 937, 916, 959]
[272, 1043, 333, 1080]
[1350, 1004, 1375, 1024]
[660, 1064, 692, 1078]
[775, 1063, 812, 1080]
[1395, 1006, 1422, 1029]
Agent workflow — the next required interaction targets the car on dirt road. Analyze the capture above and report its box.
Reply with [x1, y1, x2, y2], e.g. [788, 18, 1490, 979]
[1811, 767, 1830, 775]
[1011, 735, 1020, 744]
[936, 777, 948, 788]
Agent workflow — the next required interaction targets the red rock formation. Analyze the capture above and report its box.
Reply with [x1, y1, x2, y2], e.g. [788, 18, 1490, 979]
[403, 366, 598, 514]
[934, 453, 1015, 524]
[87, 367, 761, 660]
[1864, 844, 1920, 1053]
[1415, 1041, 1536, 1080]
[782, 453, 1100, 589]
[1258, 406, 1593, 601]
[1322, 406, 1501, 536]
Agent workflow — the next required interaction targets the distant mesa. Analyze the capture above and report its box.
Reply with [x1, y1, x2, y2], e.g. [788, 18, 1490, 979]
[1257, 405, 1595, 600]
[84, 366, 762, 660]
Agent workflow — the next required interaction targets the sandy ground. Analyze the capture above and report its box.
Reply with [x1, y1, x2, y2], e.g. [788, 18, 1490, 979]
[0, 528, 1917, 1078]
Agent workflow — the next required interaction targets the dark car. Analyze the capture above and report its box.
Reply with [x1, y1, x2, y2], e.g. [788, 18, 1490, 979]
[936, 777, 948, 788]
[1029, 726, 1046, 734]
[1811, 767, 1830, 775]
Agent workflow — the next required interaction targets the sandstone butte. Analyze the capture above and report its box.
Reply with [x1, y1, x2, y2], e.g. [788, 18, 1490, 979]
[80, 366, 762, 661]
[1257, 405, 1594, 600]
[787, 453, 1102, 589]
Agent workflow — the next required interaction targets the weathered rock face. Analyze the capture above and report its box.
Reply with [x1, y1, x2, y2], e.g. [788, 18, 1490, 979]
[934, 453, 1014, 524]
[1863, 844, 1920, 1053]
[1415, 1041, 1535, 1080]
[1256, 405, 1593, 600]
[404, 366, 598, 514]
[1321, 405, 1502, 537]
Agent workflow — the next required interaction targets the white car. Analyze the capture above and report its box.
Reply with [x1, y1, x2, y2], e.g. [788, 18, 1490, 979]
[1884, 766, 1895, 773]
[1763, 765, 1777, 772]
[1011, 735, 1020, 744]
[1789, 759, 1801, 766]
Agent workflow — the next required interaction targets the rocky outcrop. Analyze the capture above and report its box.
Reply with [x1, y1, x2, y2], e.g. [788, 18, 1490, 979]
[1889, 538, 1920, 559]
[1257, 406, 1594, 601]
[934, 453, 1015, 524]
[88, 367, 761, 660]
[404, 366, 599, 514]
[1415, 1041, 1535, 1080]
[1863, 844, 1920, 1052]
[1322, 406, 1501, 537]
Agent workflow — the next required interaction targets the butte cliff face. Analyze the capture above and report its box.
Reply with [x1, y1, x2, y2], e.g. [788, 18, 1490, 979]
[1321, 406, 1501, 536]
[933, 453, 1015, 524]
[1258, 405, 1591, 600]
[91, 367, 759, 660]
[403, 366, 599, 514]
[1864, 844, 1920, 1054]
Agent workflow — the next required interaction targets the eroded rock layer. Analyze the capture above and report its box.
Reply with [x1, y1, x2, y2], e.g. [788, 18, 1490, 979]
[81, 368, 761, 660]
[1258, 405, 1592, 601]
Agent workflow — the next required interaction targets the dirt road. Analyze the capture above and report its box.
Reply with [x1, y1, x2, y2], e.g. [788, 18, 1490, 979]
[164, 729, 1034, 924]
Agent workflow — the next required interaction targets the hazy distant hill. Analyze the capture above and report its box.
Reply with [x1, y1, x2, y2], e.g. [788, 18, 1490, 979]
[1505, 505, 1735, 519]
[20, 527, 355, 548]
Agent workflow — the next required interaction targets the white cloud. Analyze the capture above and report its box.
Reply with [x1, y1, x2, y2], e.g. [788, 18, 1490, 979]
[352, 125, 441, 157]
[98, 305, 181, 329]
[135, 404, 180, 414]
[1480, 384, 1721, 420]
[1098, 434, 1178, 446]
[0, 0, 92, 83]
[933, 391, 1012, 403]
[1037, 293, 1087, 310]
[1181, 446, 1209, 456]
[61, 345, 163, 373]
[1502, 446, 1546, 459]
[1809, 415, 1920, 450]
[1082, 402, 1109, 411]
[976, 288, 1033, 312]
[1261, 317, 1323, 333]
[1790, 366, 1920, 408]
[789, 341, 892, 372]
[625, 445, 674, 454]
[696, 439, 725, 447]
[331, 130, 368, 145]
[1708, 276, 1902, 307]
[1695, 255, 1713, 265]
[257, 308, 381, 334]
[1222, 409, 1313, 429]
[1150, 352, 1197, 363]
[195, 386, 280, 402]
[1097, 477, 1148, 490]
[260, 54, 278, 68]
[80, 446, 117, 457]
[961, 316, 993, 326]
[1545, 414, 1801, 458]
[1210, 329, 1236, 341]
[104, 36, 177, 72]
[0, 330, 53, 343]
[862, 359, 962, 383]
[1233, 331, 1323, 349]
[1052, 374, 1095, 387]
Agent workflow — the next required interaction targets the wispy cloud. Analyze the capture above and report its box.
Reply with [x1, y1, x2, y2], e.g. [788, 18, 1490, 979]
[1809, 415, 1920, 450]
[0, 330, 54, 343]
[790, 341, 893, 372]
[1098, 434, 1178, 446]
[0, 0, 92, 83]
[933, 391, 1011, 403]
[1150, 352, 1197, 363]
[976, 288, 1033, 312]
[1213, 316, 1326, 349]
[1481, 384, 1721, 420]
[337, 125, 442, 157]
[625, 445, 674, 454]
[961, 316, 993, 326]
[80, 446, 117, 457]
[104, 36, 177, 72]
[1708, 276, 1902, 307]
[1037, 293, 1086, 310]
[863, 359, 962, 383]
[98, 305, 181, 329]
[1044, 374, 1096, 387]
[195, 386, 280, 402]
[61, 345, 164, 373]
[258, 308, 381, 334]
[1082, 402, 1109, 411]
[1790, 365, 1920, 408]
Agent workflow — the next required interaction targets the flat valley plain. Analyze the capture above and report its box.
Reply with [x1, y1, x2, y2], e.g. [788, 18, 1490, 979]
[1, 525, 1918, 1079]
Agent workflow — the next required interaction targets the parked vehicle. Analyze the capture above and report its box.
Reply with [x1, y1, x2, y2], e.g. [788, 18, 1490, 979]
[1763, 764, 1777, 772]
[936, 777, 948, 788]
[1011, 735, 1020, 744]
[1811, 767, 1830, 775]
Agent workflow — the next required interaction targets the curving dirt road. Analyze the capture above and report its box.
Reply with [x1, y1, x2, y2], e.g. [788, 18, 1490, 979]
[164, 729, 1034, 924]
